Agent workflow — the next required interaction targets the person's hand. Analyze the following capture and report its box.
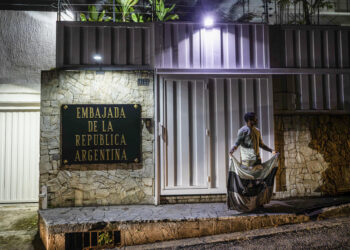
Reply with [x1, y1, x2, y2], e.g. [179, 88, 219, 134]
[229, 146, 237, 156]
[272, 150, 277, 155]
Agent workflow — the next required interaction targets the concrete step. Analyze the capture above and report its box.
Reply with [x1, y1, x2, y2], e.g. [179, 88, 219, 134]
[126, 213, 350, 249]
[38, 196, 350, 249]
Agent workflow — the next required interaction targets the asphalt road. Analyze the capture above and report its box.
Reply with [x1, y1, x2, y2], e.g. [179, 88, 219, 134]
[178, 217, 350, 250]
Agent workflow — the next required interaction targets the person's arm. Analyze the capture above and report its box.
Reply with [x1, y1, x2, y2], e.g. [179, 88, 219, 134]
[230, 129, 245, 155]
[259, 133, 274, 153]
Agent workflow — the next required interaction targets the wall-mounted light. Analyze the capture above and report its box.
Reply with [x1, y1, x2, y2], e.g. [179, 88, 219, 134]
[93, 54, 102, 62]
[203, 16, 214, 28]
[93, 54, 104, 74]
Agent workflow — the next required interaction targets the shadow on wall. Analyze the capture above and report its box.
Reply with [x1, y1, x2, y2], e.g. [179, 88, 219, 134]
[274, 117, 286, 192]
[308, 116, 350, 194]
[275, 115, 350, 196]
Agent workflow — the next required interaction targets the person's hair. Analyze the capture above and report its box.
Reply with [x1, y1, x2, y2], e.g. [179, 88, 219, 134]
[244, 112, 256, 123]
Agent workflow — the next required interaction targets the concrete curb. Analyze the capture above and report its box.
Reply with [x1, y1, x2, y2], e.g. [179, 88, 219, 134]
[121, 203, 350, 249]
[314, 203, 350, 220]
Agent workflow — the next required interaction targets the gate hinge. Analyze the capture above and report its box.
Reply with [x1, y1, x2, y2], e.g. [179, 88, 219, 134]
[159, 123, 167, 143]
[207, 176, 211, 182]
[206, 129, 210, 136]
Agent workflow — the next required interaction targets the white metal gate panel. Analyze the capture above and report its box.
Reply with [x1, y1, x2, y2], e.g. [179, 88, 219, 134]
[159, 79, 211, 195]
[158, 77, 274, 196]
[0, 111, 40, 203]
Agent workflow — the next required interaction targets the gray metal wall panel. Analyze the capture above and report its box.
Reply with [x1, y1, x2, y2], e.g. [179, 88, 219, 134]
[264, 26, 270, 69]
[284, 30, 294, 67]
[155, 23, 270, 70]
[311, 75, 324, 110]
[339, 31, 349, 68]
[343, 75, 350, 112]
[190, 80, 207, 186]
[274, 74, 350, 112]
[297, 75, 310, 110]
[257, 78, 273, 162]
[57, 22, 153, 68]
[159, 76, 274, 195]
[270, 26, 350, 69]
[325, 74, 338, 110]
[165, 80, 175, 187]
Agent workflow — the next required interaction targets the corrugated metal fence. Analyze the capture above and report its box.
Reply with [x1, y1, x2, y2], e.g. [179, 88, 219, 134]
[274, 74, 350, 112]
[0, 111, 40, 202]
[157, 76, 274, 195]
[56, 22, 153, 68]
[155, 23, 270, 69]
[57, 22, 270, 70]
[270, 26, 350, 68]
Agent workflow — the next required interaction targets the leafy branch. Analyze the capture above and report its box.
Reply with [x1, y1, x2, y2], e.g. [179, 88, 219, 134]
[97, 231, 113, 246]
[150, 0, 179, 21]
[80, 5, 112, 22]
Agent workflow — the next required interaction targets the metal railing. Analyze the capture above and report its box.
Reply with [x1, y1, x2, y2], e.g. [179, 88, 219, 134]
[56, 0, 349, 25]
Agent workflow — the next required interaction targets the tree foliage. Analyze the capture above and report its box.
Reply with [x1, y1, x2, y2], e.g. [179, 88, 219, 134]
[277, 0, 333, 24]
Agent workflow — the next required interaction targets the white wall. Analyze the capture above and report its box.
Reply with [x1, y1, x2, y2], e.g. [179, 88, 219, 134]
[0, 11, 55, 203]
[0, 11, 56, 97]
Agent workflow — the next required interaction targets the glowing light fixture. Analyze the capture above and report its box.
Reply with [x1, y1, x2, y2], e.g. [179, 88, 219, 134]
[203, 16, 214, 27]
[93, 54, 102, 61]
[93, 54, 104, 74]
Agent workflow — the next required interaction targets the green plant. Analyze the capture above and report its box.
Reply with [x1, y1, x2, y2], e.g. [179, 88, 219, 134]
[116, 0, 139, 22]
[97, 231, 113, 246]
[150, 0, 179, 21]
[80, 5, 112, 22]
[131, 13, 145, 22]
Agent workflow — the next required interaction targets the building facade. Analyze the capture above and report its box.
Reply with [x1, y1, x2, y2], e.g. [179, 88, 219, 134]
[0, 9, 350, 207]
[37, 22, 350, 208]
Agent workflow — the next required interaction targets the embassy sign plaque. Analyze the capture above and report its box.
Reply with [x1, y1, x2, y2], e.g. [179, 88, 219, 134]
[61, 104, 141, 165]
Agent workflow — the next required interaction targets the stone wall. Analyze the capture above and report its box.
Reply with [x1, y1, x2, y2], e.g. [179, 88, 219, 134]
[274, 115, 350, 198]
[40, 70, 154, 208]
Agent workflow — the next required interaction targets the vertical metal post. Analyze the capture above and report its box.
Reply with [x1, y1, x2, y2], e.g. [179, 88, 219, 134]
[57, 0, 61, 21]
[265, 0, 269, 24]
[274, 0, 277, 24]
[113, 0, 116, 22]
[152, 0, 156, 21]
[312, 0, 314, 24]
[299, 0, 301, 24]
[294, 1, 297, 24]
[243, 0, 245, 16]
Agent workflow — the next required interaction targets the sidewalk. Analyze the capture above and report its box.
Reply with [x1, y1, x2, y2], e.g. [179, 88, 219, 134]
[39, 195, 350, 248]
[0, 203, 44, 250]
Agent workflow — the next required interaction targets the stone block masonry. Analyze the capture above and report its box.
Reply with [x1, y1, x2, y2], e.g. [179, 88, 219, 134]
[40, 70, 154, 208]
[274, 115, 350, 198]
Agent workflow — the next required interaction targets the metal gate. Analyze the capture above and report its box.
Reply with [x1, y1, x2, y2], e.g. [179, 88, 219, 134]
[157, 76, 274, 195]
[0, 110, 40, 203]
